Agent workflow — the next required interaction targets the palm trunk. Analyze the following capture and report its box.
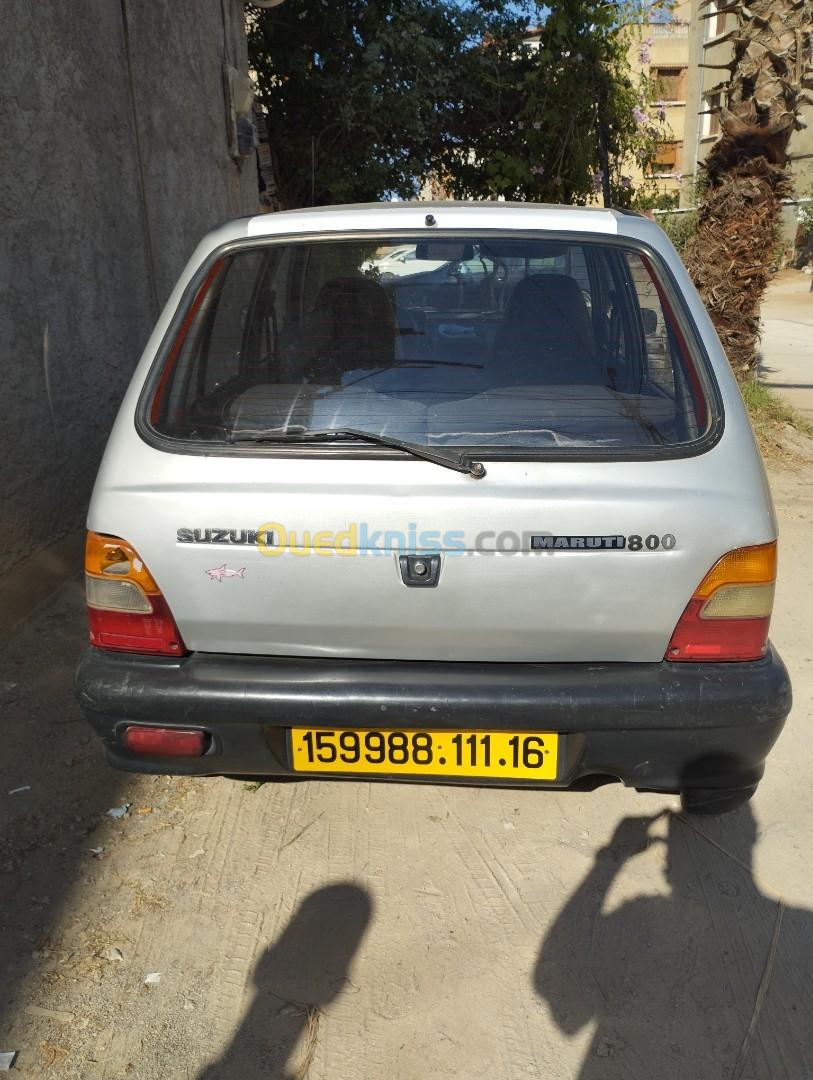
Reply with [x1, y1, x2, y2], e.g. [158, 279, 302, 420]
[683, 0, 812, 381]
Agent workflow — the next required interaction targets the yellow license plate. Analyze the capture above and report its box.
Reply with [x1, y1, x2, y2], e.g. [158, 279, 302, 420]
[289, 728, 558, 780]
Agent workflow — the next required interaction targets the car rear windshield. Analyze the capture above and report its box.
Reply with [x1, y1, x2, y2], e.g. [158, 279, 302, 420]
[147, 235, 716, 453]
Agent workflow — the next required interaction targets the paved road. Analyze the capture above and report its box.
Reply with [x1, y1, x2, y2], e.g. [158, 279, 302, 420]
[1, 313, 812, 1077]
[761, 269, 813, 420]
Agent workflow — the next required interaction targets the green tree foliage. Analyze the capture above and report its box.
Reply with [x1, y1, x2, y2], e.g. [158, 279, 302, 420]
[657, 208, 698, 255]
[440, 2, 665, 206]
[247, 1, 668, 210]
[248, 1, 522, 209]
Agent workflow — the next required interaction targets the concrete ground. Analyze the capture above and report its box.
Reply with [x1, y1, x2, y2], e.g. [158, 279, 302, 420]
[760, 269, 813, 420]
[1, 282, 812, 1079]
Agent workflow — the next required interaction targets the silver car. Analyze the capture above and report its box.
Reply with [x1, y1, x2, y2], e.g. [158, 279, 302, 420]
[75, 202, 791, 815]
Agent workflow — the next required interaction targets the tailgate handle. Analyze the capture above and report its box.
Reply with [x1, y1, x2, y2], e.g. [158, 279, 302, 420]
[399, 554, 441, 588]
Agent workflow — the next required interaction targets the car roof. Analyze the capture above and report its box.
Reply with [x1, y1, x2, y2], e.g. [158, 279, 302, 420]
[244, 203, 626, 238]
[230, 200, 652, 241]
[191, 201, 673, 268]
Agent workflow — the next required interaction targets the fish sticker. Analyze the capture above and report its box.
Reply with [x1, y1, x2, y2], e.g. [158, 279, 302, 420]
[205, 564, 246, 582]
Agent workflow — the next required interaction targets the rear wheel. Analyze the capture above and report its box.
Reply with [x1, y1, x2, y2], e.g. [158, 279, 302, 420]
[680, 783, 758, 816]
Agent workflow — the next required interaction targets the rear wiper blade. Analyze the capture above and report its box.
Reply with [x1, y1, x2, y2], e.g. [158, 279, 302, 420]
[229, 427, 486, 478]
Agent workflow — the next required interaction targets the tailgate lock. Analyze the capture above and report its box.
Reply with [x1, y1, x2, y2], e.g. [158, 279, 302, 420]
[399, 554, 441, 588]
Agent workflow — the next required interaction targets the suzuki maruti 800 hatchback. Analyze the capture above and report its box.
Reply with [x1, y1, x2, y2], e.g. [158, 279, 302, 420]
[76, 202, 791, 814]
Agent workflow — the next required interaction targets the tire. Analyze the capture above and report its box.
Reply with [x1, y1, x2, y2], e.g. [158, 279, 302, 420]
[680, 783, 758, 816]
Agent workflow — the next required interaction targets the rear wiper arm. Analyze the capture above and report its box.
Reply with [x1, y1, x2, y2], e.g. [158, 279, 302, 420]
[229, 427, 486, 478]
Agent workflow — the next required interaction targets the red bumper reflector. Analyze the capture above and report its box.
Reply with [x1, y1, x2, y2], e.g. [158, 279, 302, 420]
[123, 726, 207, 757]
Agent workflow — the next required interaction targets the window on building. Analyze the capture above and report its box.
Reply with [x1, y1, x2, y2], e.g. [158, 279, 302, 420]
[703, 1, 726, 40]
[701, 93, 721, 139]
[652, 67, 687, 101]
[651, 141, 683, 172]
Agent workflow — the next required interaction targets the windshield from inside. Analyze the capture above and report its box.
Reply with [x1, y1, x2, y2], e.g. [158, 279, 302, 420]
[147, 234, 715, 453]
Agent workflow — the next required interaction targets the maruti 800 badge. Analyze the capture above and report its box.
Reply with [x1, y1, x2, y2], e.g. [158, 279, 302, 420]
[531, 533, 677, 551]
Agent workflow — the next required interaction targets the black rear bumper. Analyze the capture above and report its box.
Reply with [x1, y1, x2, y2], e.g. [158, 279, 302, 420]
[75, 645, 791, 793]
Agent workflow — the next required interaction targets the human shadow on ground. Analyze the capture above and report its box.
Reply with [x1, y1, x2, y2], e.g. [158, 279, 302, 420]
[199, 882, 373, 1080]
[534, 806, 813, 1078]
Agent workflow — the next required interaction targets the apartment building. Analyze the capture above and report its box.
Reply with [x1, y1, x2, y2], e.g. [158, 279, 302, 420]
[625, 2, 692, 202]
[681, 0, 813, 207]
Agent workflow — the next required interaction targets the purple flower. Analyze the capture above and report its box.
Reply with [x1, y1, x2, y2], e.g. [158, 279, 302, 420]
[633, 105, 648, 126]
[591, 169, 604, 194]
[620, 175, 632, 190]
[531, 164, 545, 176]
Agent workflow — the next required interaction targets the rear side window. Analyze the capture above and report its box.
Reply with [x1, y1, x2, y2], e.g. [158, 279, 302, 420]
[147, 235, 716, 454]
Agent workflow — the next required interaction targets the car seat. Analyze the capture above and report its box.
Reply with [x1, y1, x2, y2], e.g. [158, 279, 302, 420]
[489, 274, 599, 386]
[303, 276, 396, 377]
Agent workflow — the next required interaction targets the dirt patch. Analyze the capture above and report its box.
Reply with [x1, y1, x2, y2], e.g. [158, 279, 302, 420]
[741, 381, 813, 463]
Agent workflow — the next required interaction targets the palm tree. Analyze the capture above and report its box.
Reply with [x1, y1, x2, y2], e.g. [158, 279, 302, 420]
[683, 0, 813, 381]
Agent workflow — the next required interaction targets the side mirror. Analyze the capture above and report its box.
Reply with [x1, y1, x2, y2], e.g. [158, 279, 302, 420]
[641, 308, 659, 335]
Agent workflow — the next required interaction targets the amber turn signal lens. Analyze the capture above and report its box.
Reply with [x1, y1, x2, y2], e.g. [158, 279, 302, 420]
[85, 532, 161, 594]
[693, 542, 777, 599]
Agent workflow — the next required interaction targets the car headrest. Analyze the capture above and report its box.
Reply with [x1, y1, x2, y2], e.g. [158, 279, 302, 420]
[304, 276, 395, 372]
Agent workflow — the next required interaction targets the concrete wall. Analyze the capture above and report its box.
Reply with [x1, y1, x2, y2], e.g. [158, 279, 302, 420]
[0, 0, 257, 575]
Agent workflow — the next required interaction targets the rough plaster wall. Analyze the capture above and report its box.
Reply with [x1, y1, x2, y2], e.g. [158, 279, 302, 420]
[0, 0, 257, 575]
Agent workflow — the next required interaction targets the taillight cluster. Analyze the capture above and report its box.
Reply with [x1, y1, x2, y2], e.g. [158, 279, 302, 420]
[666, 542, 776, 662]
[85, 533, 186, 657]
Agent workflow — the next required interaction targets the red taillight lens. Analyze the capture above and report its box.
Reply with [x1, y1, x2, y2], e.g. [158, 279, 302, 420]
[87, 593, 185, 656]
[666, 543, 776, 662]
[665, 597, 771, 661]
[123, 726, 206, 757]
[85, 533, 187, 657]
